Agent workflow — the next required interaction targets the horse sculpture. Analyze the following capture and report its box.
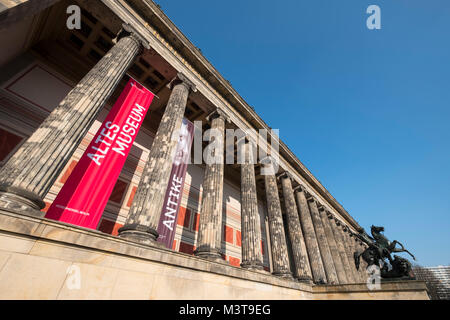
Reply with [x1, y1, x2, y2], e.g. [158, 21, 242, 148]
[353, 225, 416, 279]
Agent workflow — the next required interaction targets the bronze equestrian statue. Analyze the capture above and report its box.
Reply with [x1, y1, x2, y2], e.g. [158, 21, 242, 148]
[353, 225, 416, 279]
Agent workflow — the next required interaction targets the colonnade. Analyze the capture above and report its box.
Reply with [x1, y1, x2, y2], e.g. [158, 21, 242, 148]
[0, 24, 365, 285]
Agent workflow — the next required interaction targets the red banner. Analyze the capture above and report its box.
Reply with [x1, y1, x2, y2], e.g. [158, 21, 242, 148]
[157, 118, 194, 248]
[45, 78, 154, 229]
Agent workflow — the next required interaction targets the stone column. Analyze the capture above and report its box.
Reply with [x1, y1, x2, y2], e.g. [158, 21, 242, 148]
[355, 240, 369, 280]
[337, 222, 359, 283]
[341, 225, 364, 283]
[329, 215, 357, 283]
[118, 73, 196, 245]
[0, 24, 146, 217]
[194, 109, 227, 261]
[261, 157, 292, 278]
[352, 234, 368, 281]
[279, 173, 312, 282]
[317, 205, 347, 284]
[322, 210, 352, 284]
[240, 141, 264, 270]
[294, 186, 327, 284]
[307, 196, 339, 284]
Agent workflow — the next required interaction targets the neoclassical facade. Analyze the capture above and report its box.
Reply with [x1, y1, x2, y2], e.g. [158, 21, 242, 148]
[0, 0, 428, 299]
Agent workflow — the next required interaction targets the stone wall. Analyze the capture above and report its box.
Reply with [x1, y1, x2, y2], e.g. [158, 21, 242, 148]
[0, 210, 429, 300]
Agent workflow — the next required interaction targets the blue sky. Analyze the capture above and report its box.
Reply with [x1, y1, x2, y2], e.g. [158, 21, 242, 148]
[155, 0, 450, 266]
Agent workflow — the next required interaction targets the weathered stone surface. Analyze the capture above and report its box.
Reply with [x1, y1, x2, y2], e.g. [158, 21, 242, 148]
[307, 197, 339, 284]
[294, 187, 327, 284]
[356, 241, 368, 280]
[240, 142, 264, 270]
[0, 210, 429, 300]
[329, 215, 357, 283]
[194, 109, 226, 261]
[0, 28, 142, 217]
[119, 73, 195, 245]
[355, 238, 369, 280]
[341, 224, 365, 283]
[317, 205, 347, 284]
[347, 231, 365, 282]
[0, 209, 316, 299]
[263, 158, 292, 278]
[279, 173, 312, 282]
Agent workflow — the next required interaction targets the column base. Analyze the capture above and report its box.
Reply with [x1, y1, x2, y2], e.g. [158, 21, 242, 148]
[272, 271, 295, 280]
[295, 275, 314, 284]
[194, 246, 225, 263]
[241, 260, 265, 271]
[118, 223, 160, 246]
[0, 187, 45, 218]
[313, 278, 327, 285]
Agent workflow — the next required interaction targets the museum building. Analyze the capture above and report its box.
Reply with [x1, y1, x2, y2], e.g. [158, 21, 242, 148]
[0, 0, 428, 299]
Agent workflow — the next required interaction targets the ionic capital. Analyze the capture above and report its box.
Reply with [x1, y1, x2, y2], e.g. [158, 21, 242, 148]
[292, 183, 305, 193]
[306, 193, 315, 203]
[115, 23, 150, 50]
[236, 134, 251, 146]
[206, 108, 230, 123]
[260, 155, 274, 166]
[276, 171, 294, 182]
[260, 155, 279, 176]
[169, 72, 197, 92]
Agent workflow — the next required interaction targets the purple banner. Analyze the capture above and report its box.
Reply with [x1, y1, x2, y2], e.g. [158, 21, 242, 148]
[157, 118, 194, 248]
